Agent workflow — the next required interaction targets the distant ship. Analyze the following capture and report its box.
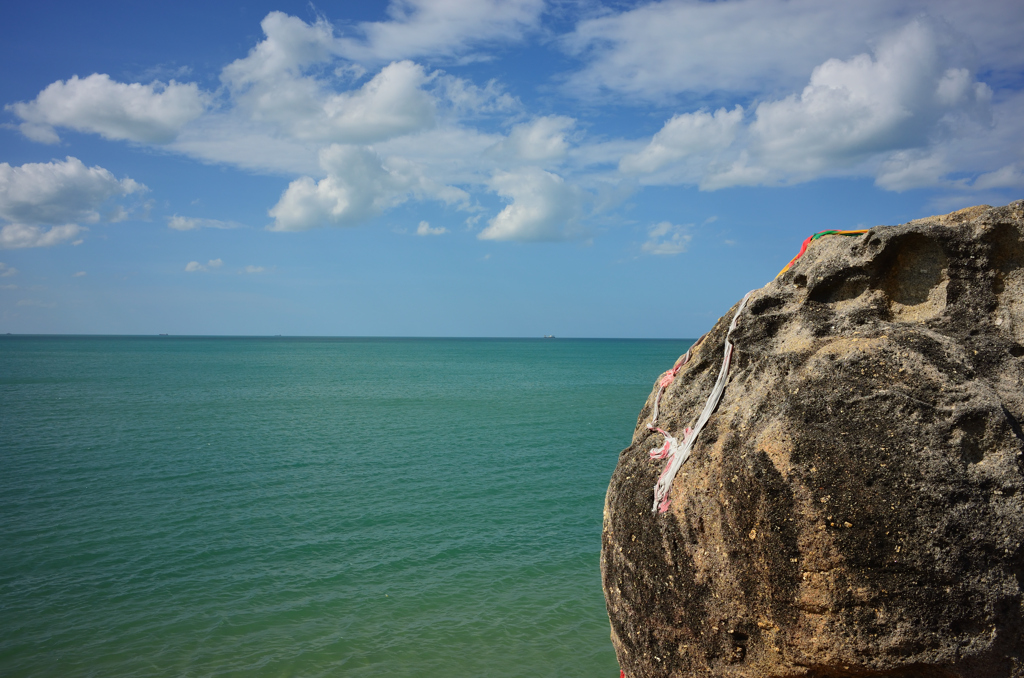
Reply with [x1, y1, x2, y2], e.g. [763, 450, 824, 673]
[158, 333, 168, 336]
[543, 335, 555, 339]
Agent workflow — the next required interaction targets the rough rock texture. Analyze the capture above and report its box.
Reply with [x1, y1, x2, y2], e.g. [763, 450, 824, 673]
[603, 201, 1024, 678]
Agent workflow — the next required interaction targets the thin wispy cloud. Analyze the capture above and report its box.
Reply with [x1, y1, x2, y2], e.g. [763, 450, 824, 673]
[642, 221, 692, 255]
[168, 215, 243, 230]
[416, 220, 447, 236]
[185, 258, 223, 272]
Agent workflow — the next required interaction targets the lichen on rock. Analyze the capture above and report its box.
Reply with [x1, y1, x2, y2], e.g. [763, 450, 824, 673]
[603, 201, 1024, 678]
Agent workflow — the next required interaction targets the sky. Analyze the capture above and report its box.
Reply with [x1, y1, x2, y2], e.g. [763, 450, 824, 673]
[1, 0, 1022, 337]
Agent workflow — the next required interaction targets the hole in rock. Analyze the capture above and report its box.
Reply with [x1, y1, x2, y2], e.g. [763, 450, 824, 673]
[881, 234, 948, 308]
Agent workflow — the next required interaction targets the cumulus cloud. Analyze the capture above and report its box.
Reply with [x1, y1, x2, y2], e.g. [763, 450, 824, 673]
[561, 0, 1022, 102]
[227, 33, 436, 144]
[620, 107, 743, 173]
[0, 157, 145, 226]
[622, 20, 1001, 192]
[416, 220, 447, 236]
[478, 168, 587, 242]
[735, 21, 992, 181]
[491, 116, 576, 163]
[0, 263, 16, 277]
[13, 11, 514, 179]
[222, 14, 436, 144]
[8, 4, 1017, 248]
[336, 0, 544, 62]
[167, 215, 242, 230]
[242, 265, 266, 274]
[221, 12, 337, 86]
[1, 224, 84, 250]
[310, 60, 435, 142]
[268, 145, 408, 231]
[0, 157, 144, 249]
[642, 221, 692, 255]
[9, 73, 207, 144]
[185, 258, 222, 272]
[268, 144, 468, 231]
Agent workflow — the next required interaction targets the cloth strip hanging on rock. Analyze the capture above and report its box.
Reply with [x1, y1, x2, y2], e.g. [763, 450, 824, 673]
[644, 228, 865, 514]
[649, 291, 752, 514]
[777, 229, 869, 277]
[646, 332, 706, 433]
[619, 228, 872, 678]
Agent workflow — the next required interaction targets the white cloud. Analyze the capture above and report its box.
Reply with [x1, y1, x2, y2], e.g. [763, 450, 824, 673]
[72, 271, 86, 277]
[874, 149, 952, 192]
[642, 221, 692, 255]
[228, 49, 436, 143]
[622, 20, 1003, 192]
[372, 125, 504, 186]
[0, 263, 16, 277]
[436, 75, 518, 115]
[1, 224, 85, 250]
[6, 5, 1017, 250]
[620, 106, 743, 173]
[242, 265, 266, 274]
[0, 157, 145, 227]
[312, 61, 435, 142]
[734, 21, 992, 182]
[561, 0, 1023, 102]
[13, 12, 501, 179]
[184, 258, 222, 272]
[222, 13, 436, 144]
[972, 164, 1024, 191]
[221, 12, 337, 86]
[478, 168, 587, 242]
[167, 215, 242, 230]
[169, 119, 323, 176]
[9, 73, 207, 144]
[562, 0, 879, 101]
[416, 220, 447, 236]
[268, 144, 468, 231]
[336, 0, 545, 63]
[268, 145, 408, 231]
[491, 116, 576, 162]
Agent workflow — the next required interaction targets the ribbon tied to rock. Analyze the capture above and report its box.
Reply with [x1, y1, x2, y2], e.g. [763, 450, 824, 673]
[647, 291, 751, 514]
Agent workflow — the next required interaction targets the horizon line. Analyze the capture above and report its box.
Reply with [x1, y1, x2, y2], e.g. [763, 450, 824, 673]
[0, 333, 698, 341]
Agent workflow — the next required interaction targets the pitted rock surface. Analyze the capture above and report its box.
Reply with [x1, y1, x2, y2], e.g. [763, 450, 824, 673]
[602, 201, 1024, 678]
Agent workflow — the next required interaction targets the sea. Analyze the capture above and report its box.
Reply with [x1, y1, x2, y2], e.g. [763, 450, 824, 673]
[0, 336, 693, 677]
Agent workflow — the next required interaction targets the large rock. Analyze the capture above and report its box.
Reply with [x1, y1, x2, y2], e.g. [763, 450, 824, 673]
[603, 201, 1024, 677]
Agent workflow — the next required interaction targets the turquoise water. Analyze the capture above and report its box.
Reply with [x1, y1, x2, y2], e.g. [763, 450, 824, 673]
[0, 336, 690, 677]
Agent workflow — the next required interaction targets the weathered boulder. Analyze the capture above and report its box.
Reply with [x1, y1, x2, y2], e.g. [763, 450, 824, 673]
[603, 201, 1024, 678]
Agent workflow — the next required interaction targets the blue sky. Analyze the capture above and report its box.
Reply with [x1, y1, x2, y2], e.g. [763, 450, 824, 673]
[1, 0, 1022, 337]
